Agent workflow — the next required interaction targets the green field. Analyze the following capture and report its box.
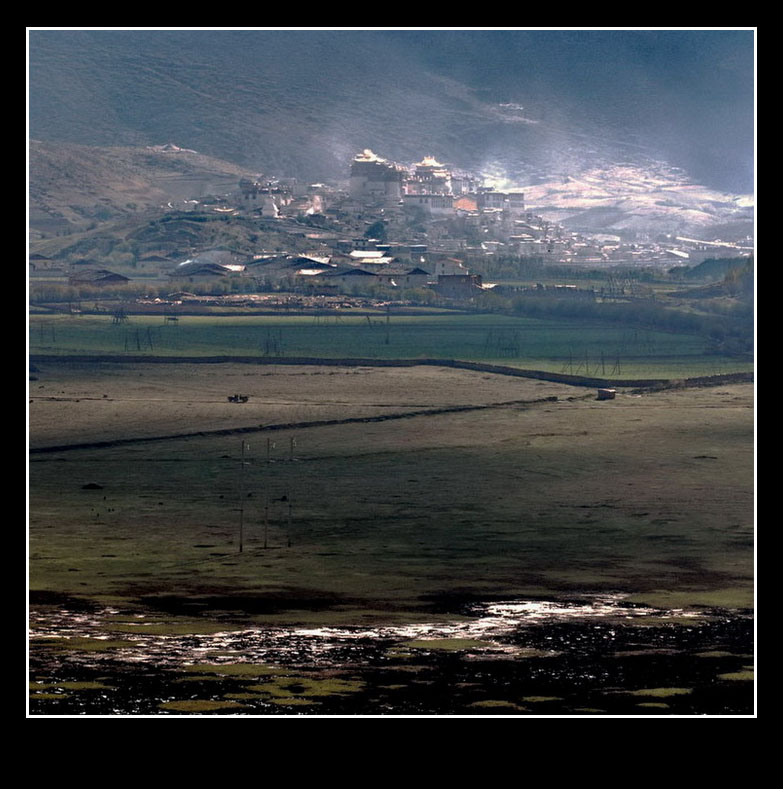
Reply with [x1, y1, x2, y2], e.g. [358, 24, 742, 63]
[29, 363, 755, 619]
[29, 312, 752, 380]
[28, 360, 755, 715]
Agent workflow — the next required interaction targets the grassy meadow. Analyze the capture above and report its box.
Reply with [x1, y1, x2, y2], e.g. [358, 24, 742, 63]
[29, 311, 752, 380]
[29, 363, 755, 623]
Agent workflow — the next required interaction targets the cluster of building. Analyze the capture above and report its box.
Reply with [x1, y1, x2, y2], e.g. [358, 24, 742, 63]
[237, 149, 534, 233]
[348, 149, 524, 215]
[157, 150, 528, 297]
[170, 247, 483, 299]
[32, 148, 753, 304]
[196, 149, 549, 296]
[344, 150, 754, 266]
[233, 150, 753, 272]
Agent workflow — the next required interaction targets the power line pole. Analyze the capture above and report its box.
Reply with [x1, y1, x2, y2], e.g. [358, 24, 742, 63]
[287, 493, 292, 548]
[238, 440, 249, 553]
[263, 494, 269, 550]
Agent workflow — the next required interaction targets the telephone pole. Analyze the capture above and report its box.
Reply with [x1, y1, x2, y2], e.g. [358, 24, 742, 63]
[238, 440, 249, 553]
[263, 494, 269, 550]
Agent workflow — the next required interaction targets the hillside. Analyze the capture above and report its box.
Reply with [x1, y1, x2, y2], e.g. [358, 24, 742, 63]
[28, 30, 754, 194]
[521, 163, 755, 238]
[29, 140, 249, 238]
[28, 30, 520, 184]
[28, 211, 326, 268]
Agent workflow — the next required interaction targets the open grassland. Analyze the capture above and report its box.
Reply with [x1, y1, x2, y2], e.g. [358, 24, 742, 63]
[29, 362, 755, 622]
[28, 362, 582, 449]
[28, 312, 752, 380]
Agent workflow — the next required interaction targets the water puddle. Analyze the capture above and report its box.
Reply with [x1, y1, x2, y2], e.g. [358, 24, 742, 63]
[30, 594, 704, 669]
[29, 595, 754, 715]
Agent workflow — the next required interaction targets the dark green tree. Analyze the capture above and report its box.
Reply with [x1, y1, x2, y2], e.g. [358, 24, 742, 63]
[364, 220, 388, 243]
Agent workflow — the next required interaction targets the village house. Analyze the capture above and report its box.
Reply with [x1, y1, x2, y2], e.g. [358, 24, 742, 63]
[138, 253, 175, 265]
[321, 267, 379, 289]
[429, 256, 469, 277]
[68, 268, 131, 287]
[168, 261, 233, 281]
[402, 193, 455, 217]
[454, 195, 478, 213]
[347, 249, 393, 265]
[435, 273, 484, 298]
[373, 267, 431, 288]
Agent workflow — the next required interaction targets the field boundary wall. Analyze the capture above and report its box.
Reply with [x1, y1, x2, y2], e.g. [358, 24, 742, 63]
[29, 354, 754, 391]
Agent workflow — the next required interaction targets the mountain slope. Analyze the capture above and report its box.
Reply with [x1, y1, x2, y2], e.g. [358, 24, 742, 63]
[522, 163, 755, 237]
[29, 29, 754, 193]
[29, 140, 247, 237]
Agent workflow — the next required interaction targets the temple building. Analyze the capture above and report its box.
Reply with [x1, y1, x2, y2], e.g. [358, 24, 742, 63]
[347, 149, 524, 221]
[406, 155, 452, 195]
[349, 149, 406, 203]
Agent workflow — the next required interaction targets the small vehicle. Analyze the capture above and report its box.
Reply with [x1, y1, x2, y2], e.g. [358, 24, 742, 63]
[227, 394, 250, 403]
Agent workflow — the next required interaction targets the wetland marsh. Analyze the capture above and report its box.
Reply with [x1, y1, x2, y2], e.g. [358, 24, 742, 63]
[28, 361, 755, 715]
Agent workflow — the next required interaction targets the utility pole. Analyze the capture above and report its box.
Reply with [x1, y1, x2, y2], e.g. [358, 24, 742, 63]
[263, 494, 269, 549]
[287, 493, 292, 548]
[238, 440, 248, 553]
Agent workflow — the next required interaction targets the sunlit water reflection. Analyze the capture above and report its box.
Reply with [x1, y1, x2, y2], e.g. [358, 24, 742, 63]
[30, 594, 706, 670]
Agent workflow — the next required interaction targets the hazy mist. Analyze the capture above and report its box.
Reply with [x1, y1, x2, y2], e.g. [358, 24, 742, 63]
[28, 29, 755, 193]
